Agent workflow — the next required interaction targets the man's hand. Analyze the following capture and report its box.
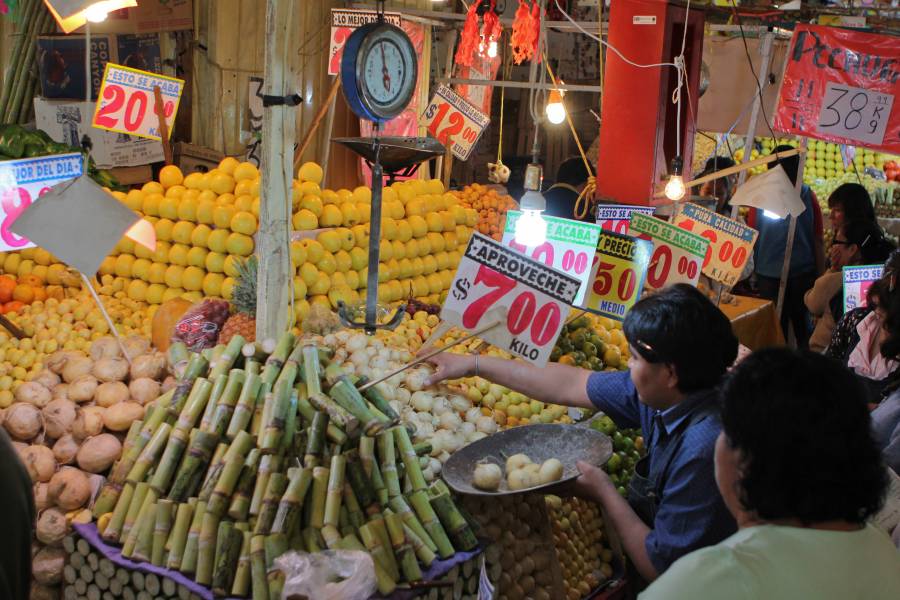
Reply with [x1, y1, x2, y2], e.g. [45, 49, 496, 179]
[548, 460, 615, 501]
[420, 351, 474, 387]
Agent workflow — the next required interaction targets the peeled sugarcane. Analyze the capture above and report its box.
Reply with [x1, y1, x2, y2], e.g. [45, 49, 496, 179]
[179, 500, 207, 575]
[250, 535, 268, 600]
[385, 509, 422, 582]
[212, 521, 243, 597]
[309, 466, 330, 530]
[209, 334, 245, 381]
[324, 454, 346, 529]
[297, 384, 347, 445]
[378, 430, 402, 498]
[195, 511, 220, 586]
[329, 377, 385, 435]
[208, 369, 247, 437]
[249, 455, 281, 517]
[168, 430, 218, 502]
[120, 482, 150, 542]
[272, 466, 312, 536]
[152, 500, 174, 566]
[231, 531, 252, 597]
[409, 490, 454, 559]
[226, 372, 261, 441]
[242, 341, 269, 362]
[102, 482, 134, 542]
[264, 533, 288, 600]
[165, 503, 194, 570]
[227, 449, 261, 521]
[207, 431, 255, 517]
[389, 495, 438, 554]
[339, 533, 396, 596]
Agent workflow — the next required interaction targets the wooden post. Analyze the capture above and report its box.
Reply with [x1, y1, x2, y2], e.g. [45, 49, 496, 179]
[256, 0, 297, 340]
[153, 86, 173, 165]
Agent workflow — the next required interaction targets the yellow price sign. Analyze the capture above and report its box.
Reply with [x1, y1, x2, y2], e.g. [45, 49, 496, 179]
[583, 231, 653, 322]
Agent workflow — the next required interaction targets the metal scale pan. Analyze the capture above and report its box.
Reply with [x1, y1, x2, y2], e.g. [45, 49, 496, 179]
[332, 136, 445, 180]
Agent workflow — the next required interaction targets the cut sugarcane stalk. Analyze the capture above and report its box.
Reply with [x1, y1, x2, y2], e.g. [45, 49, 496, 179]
[260, 379, 292, 453]
[323, 454, 345, 528]
[148, 427, 188, 496]
[428, 489, 478, 551]
[413, 441, 432, 457]
[130, 502, 157, 562]
[195, 511, 219, 586]
[209, 334, 245, 381]
[249, 455, 281, 517]
[389, 496, 437, 554]
[338, 534, 396, 596]
[250, 535, 268, 600]
[180, 500, 207, 575]
[199, 374, 227, 431]
[274, 340, 304, 388]
[231, 530, 251, 597]
[308, 392, 358, 433]
[342, 482, 365, 529]
[92, 480, 122, 520]
[377, 430, 401, 498]
[122, 489, 159, 557]
[212, 520, 242, 596]
[207, 430, 255, 517]
[152, 500, 174, 566]
[260, 333, 295, 390]
[308, 466, 330, 530]
[300, 344, 322, 391]
[167, 354, 210, 417]
[227, 449, 261, 521]
[402, 522, 436, 567]
[297, 385, 347, 445]
[360, 522, 399, 582]
[165, 502, 194, 571]
[109, 391, 174, 483]
[301, 527, 322, 553]
[386, 509, 422, 582]
[361, 381, 400, 421]
[126, 423, 172, 485]
[338, 505, 353, 536]
[272, 466, 312, 536]
[167, 342, 188, 375]
[264, 533, 288, 600]
[254, 471, 288, 535]
[367, 516, 398, 578]
[226, 372, 261, 441]
[168, 430, 218, 502]
[121, 482, 150, 542]
[409, 489, 454, 558]
[174, 378, 214, 435]
[208, 369, 246, 437]
[279, 391, 299, 455]
[102, 482, 134, 543]
[242, 341, 268, 362]
[394, 426, 426, 492]
[328, 377, 384, 435]
[344, 451, 378, 517]
[303, 411, 328, 468]
[198, 443, 229, 502]
[320, 524, 342, 549]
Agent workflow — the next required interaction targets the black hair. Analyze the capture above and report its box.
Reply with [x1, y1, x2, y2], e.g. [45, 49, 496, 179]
[623, 284, 738, 393]
[840, 220, 896, 264]
[704, 155, 736, 173]
[555, 157, 590, 187]
[866, 248, 900, 360]
[721, 348, 887, 524]
[769, 144, 799, 185]
[827, 183, 876, 222]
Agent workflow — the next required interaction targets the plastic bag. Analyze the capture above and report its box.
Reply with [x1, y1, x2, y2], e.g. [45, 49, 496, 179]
[278, 550, 376, 600]
[171, 299, 230, 352]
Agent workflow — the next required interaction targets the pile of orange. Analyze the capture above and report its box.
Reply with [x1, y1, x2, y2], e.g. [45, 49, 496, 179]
[452, 183, 517, 241]
[0, 275, 49, 314]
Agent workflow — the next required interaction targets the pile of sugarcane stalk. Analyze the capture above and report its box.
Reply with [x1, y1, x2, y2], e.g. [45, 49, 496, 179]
[91, 333, 478, 599]
[0, 0, 57, 124]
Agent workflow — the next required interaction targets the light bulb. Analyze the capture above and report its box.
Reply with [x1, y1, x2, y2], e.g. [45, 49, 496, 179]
[124, 218, 157, 251]
[487, 40, 498, 58]
[84, 3, 110, 22]
[664, 174, 686, 201]
[514, 209, 547, 246]
[545, 89, 566, 125]
[763, 210, 782, 220]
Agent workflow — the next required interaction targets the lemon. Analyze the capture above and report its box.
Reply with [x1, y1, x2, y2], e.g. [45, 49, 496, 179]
[340, 203, 359, 226]
[408, 215, 428, 238]
[196, 200, 216, 224]
[213, 205, 237, 229]
[169, 221, 192, 245]
[337, 189, 353, 202]
[289, 241, 307, 267]
[440, 269, 454, 289]
[435, 251, 450, 270]
[465, 208, 479, 227]
[379, 239, 393, 262]
[221, 277, 235, 300]
[328, 285, 357, 309]
[153, 241, 171, 263]
[377, 283, 392, 302]
[443, 231, 458, 250]
[187, 247, 209, 268]
[411, 257, 425, 277]
[298, 162, 324, 184]
[114, 255, 134, 278]
[216, 156, 238, 175]
[205, 252, 227, 274]
[413, 275, 429, 297]
[448, 250, 461, 265]
[381, 217, 398, 240]
[389, 239, 405, 260]
[183, 172, 205, 190]
[233, 194, 253, 213]
[165, 185, 187, 201]
[334, 250, 352, 273]
[177, 196, 199, 221]
[233, 162, 259, 182]
[127, 280, 148, 302]
[330, 272, 347, 288]
[207, 229, 229, 253]
[309, 273, 331, 296]
[301, 240, 325, 263]
[131, 258, 152, 280]
[333, 227, 355, 252]
[226, 233, 254, 256]
[230, 211, 257, 235]
[148, 263, 167, 284]
[426, 273, 443, 295]
[299, 263, 319, 287]
[293, 209, 318, 231]
[159, 165, 184, 188]
[221, 256, 242, 279]
[293, 277, 308, 299]
[351, 225, 369, 248]
[190, 224, 212, 248]
[320, 205, 342, 227]
[180, 266, 204, 292]
[209, 173, 235, 195]
[98, 256, 115, 276]
[349, 247, 367, 271]
[142, 193, 163, 216]
[168, 243, 190, 266]
[294, 298, 310, 322]
[398, 258, 413, 279]
[349, 185, 371, 204]
[165, 265, 185, 288]
[145, 283, 166, 305]
[378, 261, 392, 282]
[214, 192, 235, 207]
[405, 238, 420, 258]
[426, 178, 444, 195]
[418, 236, 432, 255]
[317, 230, 341, 253]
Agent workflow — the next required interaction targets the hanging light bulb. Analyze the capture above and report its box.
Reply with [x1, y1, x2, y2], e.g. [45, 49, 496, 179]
[487, 39, 498, 58]
[84, 2, 112, 22]
[664, 156, 686, 201]
[545, 88, 566, 125]
[515, 164, 547, 246]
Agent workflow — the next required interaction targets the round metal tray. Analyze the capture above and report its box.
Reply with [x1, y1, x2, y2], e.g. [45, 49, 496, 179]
[442, 424, 613, 496]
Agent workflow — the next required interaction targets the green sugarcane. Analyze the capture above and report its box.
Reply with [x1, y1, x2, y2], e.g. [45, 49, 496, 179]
[279, 391, 299, 455]
[377, 430, 401, 498]
[367, 515, 399, 580]
[260, 333, 295, 390]
[149, 427, 189, 496]
[208, 369, 247, 437]
[338, 505, 353, 537]
[309, 466, 329, 529]
[428, 489, 478, 551]
[301, 527, 322, 553]
[308, 392, 359, 434]
[174, 377, 214, 436]
[328, 378, 384, 435]
[152, 500, 174, 566]
[212, 521, 243, 596]
[120, 482, 150, 542]
[342, 482, 365, 529]
[359, 436, 376, 478]
[264, 533, 288, 600]
[323, 362, 345, 387]
[242, 341, 268, 363]
[254, 472, 289, 535]
[92, 480, 122, 524]
[231, 530, 252, 597]
[167, 342, 189, 374]
[209, 334, 245, 381]
[249, 455, 282, 517]
[344, 450, 379, 516]
[359, 522, 400, 583]
[323, 454, 345, 529]
[226, 372, 261, 441]
[228, 449, 261, 521]
[102, 482, 134, 543]
[250, 535, 268, 600]
[165, 502, 194, 571]
[122, 488, 159, 557]
[320, 524, 342, 549]
[297, 385, 347, 444]
[167, 354, 210, 417]
[195, 511, 220, 586]
[199, 374, 228, 431]
[272, 467, 312, 536]
[386, 509, 422, 582]
[389, 495, 437, 553]
[126, 423, 172, 485]
[260, 379, 292, 453]
[168, 430, 218, 502]
[337, 533, 396, 596]
[413, 441, 433, 456]
[109, 391, 174, 484]
[394, 426, 426, 492]
[360, 380, 400, 421]
[129, 502, 158, 562]
[274, 339, 304, 388]
[198, 443, 230, 502]
[303, 411, 328, 468]
[366, 402, 394, 429]
[180, 500, 207, 575]
[208, 430, 255, 517]
[300, 344, 322, 391]
[402, 522, 436, 567]
[408, 489, 454, 558]
[246, 358, 262, 376]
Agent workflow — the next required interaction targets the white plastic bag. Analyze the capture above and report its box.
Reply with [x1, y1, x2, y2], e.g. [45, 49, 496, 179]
[277, 550, 377, 600]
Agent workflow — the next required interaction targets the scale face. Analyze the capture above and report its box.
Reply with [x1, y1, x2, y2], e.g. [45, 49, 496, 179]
[341, 22, 417, 124]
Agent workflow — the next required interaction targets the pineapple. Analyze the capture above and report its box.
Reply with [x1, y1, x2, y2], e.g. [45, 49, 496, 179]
[219, 256, 257, 344]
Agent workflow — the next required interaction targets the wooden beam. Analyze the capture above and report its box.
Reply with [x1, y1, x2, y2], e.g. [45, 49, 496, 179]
[256, 0, 297, 340]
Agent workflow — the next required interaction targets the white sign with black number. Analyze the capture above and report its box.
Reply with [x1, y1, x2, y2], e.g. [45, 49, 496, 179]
[816, 81, 895, 147]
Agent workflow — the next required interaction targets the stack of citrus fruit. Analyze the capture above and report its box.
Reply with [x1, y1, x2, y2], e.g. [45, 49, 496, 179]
[0, 273, 62, 314]
[451, 183, 517, 241]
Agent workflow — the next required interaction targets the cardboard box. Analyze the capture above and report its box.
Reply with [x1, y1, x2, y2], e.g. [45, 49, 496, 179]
[75, 0, 193, 34]
[37, 33, 162, 101]
[34, 97, 165, 169]
[108, 165, 154, 186]
[174, 142, 224, 174]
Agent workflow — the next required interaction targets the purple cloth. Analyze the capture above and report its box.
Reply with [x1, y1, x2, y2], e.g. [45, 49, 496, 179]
[74, 523, 481, 599]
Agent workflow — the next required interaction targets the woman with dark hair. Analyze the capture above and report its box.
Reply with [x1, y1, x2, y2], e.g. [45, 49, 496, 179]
[805, 220, 896, 352]
[640, 348, 900, 599]
[828, 182, 876, 232]
[697, 156, 737, 216]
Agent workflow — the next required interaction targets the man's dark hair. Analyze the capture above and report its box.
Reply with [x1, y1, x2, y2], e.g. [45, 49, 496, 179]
[555, 157, 590, 186]
[704, 155, 736, 173]
[827, 182, 876, 223]
[721, 348, 887, 524]
[769, 144, 799, 185]
[623, 284, 738, 392]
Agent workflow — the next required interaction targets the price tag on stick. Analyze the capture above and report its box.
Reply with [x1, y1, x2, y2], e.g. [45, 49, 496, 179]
[92, 63, 184, 141]
[671, 202, 758, 286]
[441, 233, 580, 366]
[584, 231, 652, 321]
[421, 84, 489, 161]
[501, 211, 602, 306]
[628, 212, 709, 291]
[843, 264, 883, 313]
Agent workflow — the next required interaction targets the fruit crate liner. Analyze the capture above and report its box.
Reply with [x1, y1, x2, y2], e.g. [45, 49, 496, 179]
[442, 423, 614, 496]
[74, 522, 482, 599]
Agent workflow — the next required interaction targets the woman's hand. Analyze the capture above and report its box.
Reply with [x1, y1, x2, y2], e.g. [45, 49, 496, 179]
[420, 351, 475, 387]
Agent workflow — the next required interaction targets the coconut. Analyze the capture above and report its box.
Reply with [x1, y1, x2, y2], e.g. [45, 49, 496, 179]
[35, 508, 68, 546]
[33, 370, 61, 390]
[103, 402, 143, 431]
[32, 545, 65, 585]
[61, 355, 93, 383]
[14, 382, 52, 409]
[68, 375, 98, 403]
[129, 377, 160, 405]
[4, 403, 42, 440]
[95, 381, 129, 408]
[11, 440, 27, 454]
[48, 467, 91, 510]
[51, 383, 70, 402]
[33, 482, 52, 511]
[21, 445, 56, 482]
[92, 357, 129, 383]
[89, 337, 121, 361]
[52, 434, 80, 465]
[45, 350, 78, 375]
[71, 407, 104, 441]
[76, 433, 121, 473]
[123, 335, 151, 358]
[130, 353, 166, 381]
[41, 399, 76, 440]
[30, 582, 59, 600]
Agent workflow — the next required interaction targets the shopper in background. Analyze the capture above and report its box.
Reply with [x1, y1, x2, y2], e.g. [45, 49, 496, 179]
[697, 155, 737, 216]
[0, 428, 35, 600]
[423, 285, 738, 583]
[828, 182, 876, 233]
[805, 220, 895, 352]
[748, 145, 825, 349]
[639, 348, 900, 600]
[542, 157, 591, 221]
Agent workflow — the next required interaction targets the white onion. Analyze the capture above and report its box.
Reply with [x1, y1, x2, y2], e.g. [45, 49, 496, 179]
[465, 407, 482, 423]
[335, 330, 351, 343]
[460, 422, 476, 437]
[476, 416, 499, 434]
[429, 457, 441, 474]
[422, 465, 435, 482]
[432, 397, 451, 416]
[415, 421, 434, 439]
[449, 395, 472, 413]
[323, 334, 337, 347]
[439, 411, 462, 431]
[371, 356, 389, 370]
[346, 333, 367, 352]
[350, 350, 369, 368]
[437, 451, 451, 463]
[410, 391, 434, 412]
[404, 369, 429, 391]
[394, 388, 410, 404]
[442, 432, 464, 453]
[469, 431, 488, 443]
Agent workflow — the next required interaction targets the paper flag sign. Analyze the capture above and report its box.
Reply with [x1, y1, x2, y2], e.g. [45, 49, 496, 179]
[730, 165, 806, 219]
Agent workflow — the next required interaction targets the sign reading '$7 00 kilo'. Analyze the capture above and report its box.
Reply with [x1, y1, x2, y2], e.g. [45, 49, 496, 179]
[442, 233, 580, 367]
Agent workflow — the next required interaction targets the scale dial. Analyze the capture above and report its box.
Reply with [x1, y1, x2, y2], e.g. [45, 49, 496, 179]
[341, 22, 417, 123]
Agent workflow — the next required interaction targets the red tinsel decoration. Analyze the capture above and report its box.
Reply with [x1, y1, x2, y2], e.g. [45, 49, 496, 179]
[482, 7, 501, 53]
[511, 0, 541, 65]
[455, 2, 481, 68]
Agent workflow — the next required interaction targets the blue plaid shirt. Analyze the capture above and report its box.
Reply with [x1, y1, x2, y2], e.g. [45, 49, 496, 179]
[587, 371, 737, 573]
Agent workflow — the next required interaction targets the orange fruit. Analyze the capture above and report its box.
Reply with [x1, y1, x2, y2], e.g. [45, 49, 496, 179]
[0, 276, 15, 303]
[12, 285, 34, 304]
[32, 287, 47, 302]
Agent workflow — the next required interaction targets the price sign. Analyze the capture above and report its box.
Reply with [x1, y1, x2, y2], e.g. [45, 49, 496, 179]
[442, 233, 580, 366]
[501, 211, 602, 305]
[671, 202, 758, 286]
[774, 25, 900, 154]
[843, 264, 883, 313]
[595, 204, 655, 234]
[628, 212, 709, 290]
[328, 9, 402, 75]
[92, 63, 184, 141]
[584, 231, 652, 321]
[421, 84, 489, 161]
[0, 153, 83, 252]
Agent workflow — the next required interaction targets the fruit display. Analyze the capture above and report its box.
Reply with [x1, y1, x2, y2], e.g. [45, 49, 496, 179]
[875, 185, 900, 219]
[92, 332, 478, 598]
[546, 495, 616, 600]
[0, 273, 57, 314]
[452, 183, 518, 241]
[589, 415, 645, 496]
[0, 247, 83, 292]
[550, 313, 630, 372]
[885, 160, 900, 183]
